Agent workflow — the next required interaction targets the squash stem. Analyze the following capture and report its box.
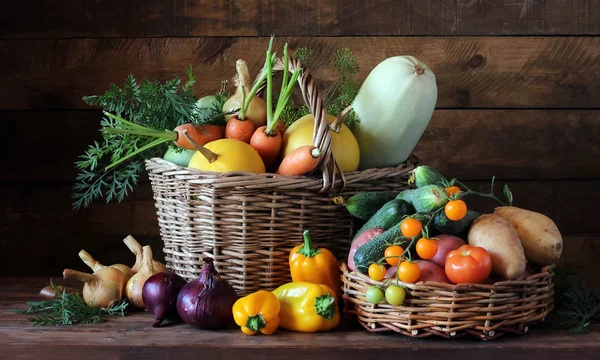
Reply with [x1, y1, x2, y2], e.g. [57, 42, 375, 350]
[182, 130, 218, 163]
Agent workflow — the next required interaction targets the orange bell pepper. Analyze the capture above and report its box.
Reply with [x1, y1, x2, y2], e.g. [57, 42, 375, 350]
[289, 230, 341, 298]
[232, 290, 281, 335]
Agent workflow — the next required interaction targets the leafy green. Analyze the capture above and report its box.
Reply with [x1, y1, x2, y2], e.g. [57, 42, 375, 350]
[14, 281, 129, 326]
[555, 270, 600, 334]
[73, 66, 226, 209]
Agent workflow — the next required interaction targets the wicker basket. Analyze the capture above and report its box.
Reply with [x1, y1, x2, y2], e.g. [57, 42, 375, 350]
[145, 56, 420, 295]
[340, 262, 555, 340]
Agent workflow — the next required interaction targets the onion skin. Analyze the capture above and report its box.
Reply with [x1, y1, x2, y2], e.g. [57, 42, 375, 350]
[176, 258, 238, 330]
[142, 272, 188, 327]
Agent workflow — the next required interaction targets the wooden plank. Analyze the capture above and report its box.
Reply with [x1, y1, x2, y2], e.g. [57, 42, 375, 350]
[1, 0, 599, 38]
[1, 37, 599, 110]
[2, 109, 598, 183]
[1, 277, 599, 360]
[1, 180, 599, 276]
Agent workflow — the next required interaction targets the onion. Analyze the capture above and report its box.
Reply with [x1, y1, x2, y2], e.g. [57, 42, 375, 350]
[142, 272, 188, 327]
[176, 258, 238, 329]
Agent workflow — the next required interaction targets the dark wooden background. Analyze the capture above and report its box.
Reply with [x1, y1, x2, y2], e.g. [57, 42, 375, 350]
[1, 1, 598, 290]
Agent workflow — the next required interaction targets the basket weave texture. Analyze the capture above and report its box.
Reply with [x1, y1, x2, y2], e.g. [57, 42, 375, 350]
[340, 262, 555, 340]
[145, 55, 419, 295]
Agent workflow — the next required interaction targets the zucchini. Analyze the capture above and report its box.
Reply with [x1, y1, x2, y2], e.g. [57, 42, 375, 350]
[338, 191, 398, 220]
[352, 199, 415, 242]
[353, 226, 403, 274]
[434, 210, 480, 235]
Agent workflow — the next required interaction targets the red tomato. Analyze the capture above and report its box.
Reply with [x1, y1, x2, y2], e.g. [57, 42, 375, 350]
[444, 245, 492, 284]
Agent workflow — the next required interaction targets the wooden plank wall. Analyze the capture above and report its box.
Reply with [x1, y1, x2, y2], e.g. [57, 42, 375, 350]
[1, 1, 599, 288]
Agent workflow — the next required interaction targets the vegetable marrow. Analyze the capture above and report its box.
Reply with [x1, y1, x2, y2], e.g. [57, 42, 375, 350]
[353, 199, 415, 242]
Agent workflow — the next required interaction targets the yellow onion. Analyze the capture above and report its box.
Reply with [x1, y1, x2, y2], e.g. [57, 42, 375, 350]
[222, 59, 267, 128]
[125, 246, 161, 308]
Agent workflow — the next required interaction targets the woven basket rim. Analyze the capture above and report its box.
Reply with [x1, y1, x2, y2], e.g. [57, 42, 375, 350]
[145, 155, 421, 191]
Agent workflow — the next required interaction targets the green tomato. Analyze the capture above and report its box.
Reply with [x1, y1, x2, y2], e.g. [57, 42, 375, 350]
[385, 285, 406, 306]
[163, 147, 196, 167]
[365, 286, 384, 304]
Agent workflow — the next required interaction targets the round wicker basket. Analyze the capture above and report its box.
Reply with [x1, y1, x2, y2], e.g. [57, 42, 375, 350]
[145, 55, 420, 295]
[340, 262, 555, 340]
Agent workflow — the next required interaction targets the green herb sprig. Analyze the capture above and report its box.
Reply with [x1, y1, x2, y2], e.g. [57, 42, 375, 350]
[73, 66, 228, 209]
[555, 270, 600, 334]
[14, 281, 129, 326]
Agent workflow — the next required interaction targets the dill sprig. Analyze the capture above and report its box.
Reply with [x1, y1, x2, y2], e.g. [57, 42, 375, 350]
[14, 281, 129, 326]
[555, 270, 600, 334]
[73, 66, 228, 210]
[279, 47, 361, 127]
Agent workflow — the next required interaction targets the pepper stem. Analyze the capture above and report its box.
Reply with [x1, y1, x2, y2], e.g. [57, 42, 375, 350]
[296, 230, 321, 258]
[182, 130, 218, 163]
[245, 314, 266, 332]
[314, 294, 336, 320]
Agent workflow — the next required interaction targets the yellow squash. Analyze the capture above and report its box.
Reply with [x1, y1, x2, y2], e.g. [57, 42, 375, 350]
[281, 114, 360, 173]
[188, 138, 266, 174]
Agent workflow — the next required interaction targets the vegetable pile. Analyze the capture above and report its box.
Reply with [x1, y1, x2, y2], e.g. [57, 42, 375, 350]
[340, 165, 565, 307]
[73, 36, 437, 208]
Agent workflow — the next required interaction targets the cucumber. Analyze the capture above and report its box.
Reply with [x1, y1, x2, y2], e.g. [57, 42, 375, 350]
[411, 166, 447, 188]
[434, 210, 480, 235]
[340, 191, 398, 220]
[395, 189, 417, 204]
[353, 226, 403, 274]
[411, 185, 449, 212]
[352, 199, 415, 242]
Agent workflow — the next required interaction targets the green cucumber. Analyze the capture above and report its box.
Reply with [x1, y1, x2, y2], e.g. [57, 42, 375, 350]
[434, 210, 480, 235]
[339, 191, 398, 220]
[353, 226, 403, 274]
[395, 189, 417, 204]
[411, 185, 449, 212]
[411, 166, 447, 188]
[353, 199, 415, 242]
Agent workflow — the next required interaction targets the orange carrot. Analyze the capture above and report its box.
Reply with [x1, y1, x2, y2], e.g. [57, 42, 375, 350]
[275, 146, 322, 176]
[174, 124, 224, 150]
[249, 126, 282, 167]
[225, 116, 255, 143]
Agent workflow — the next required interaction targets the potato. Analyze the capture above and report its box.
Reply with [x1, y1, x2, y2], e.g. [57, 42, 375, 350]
[417, 260, 450, 284]
[467, 214, 527, 280]
[493, 206, 563, 266]
[430, 234, 465, 268]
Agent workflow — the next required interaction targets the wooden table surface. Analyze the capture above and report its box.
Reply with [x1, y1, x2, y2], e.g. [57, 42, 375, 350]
[1, 277, 598, 360]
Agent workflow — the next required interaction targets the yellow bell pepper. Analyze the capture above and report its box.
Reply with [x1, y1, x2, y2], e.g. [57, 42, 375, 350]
[232, 290, 281, 336]
[272, 281, 340, 333]
[289, 230, 342, 299]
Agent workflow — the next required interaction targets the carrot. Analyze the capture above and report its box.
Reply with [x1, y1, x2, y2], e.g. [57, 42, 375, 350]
[174, 124, 224, 150]
[100, 111, 226, 170]
[249, 126, 282, 167]
[225, 116, 255, 143]
[276, 146, 322, 176]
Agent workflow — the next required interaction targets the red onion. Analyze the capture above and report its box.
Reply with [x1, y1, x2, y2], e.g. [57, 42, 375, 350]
[176, 258, 238, 329]
[142, 272, 188, 327]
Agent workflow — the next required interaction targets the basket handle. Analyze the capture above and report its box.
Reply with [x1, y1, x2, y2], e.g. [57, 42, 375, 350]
[269, 56, 343, 192]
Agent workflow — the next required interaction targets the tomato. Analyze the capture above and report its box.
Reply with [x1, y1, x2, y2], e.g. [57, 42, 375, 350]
[445, 245, 492, 284]
[445, 186, 462, 197]
[366, 286, 384, 304]
[397, 261, 421, 283]
[384, 245, 405, 266]
[385, 285, 406, 306]
[416, 238, 438, 260]
[445, 199, 467, 221]
[368, 263, 387, 281]
[400, 218, 422, 237]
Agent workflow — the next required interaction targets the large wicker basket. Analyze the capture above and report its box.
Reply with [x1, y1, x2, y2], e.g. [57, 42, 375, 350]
[341, 262, 555, 340]
[145, 56, 420, 295]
